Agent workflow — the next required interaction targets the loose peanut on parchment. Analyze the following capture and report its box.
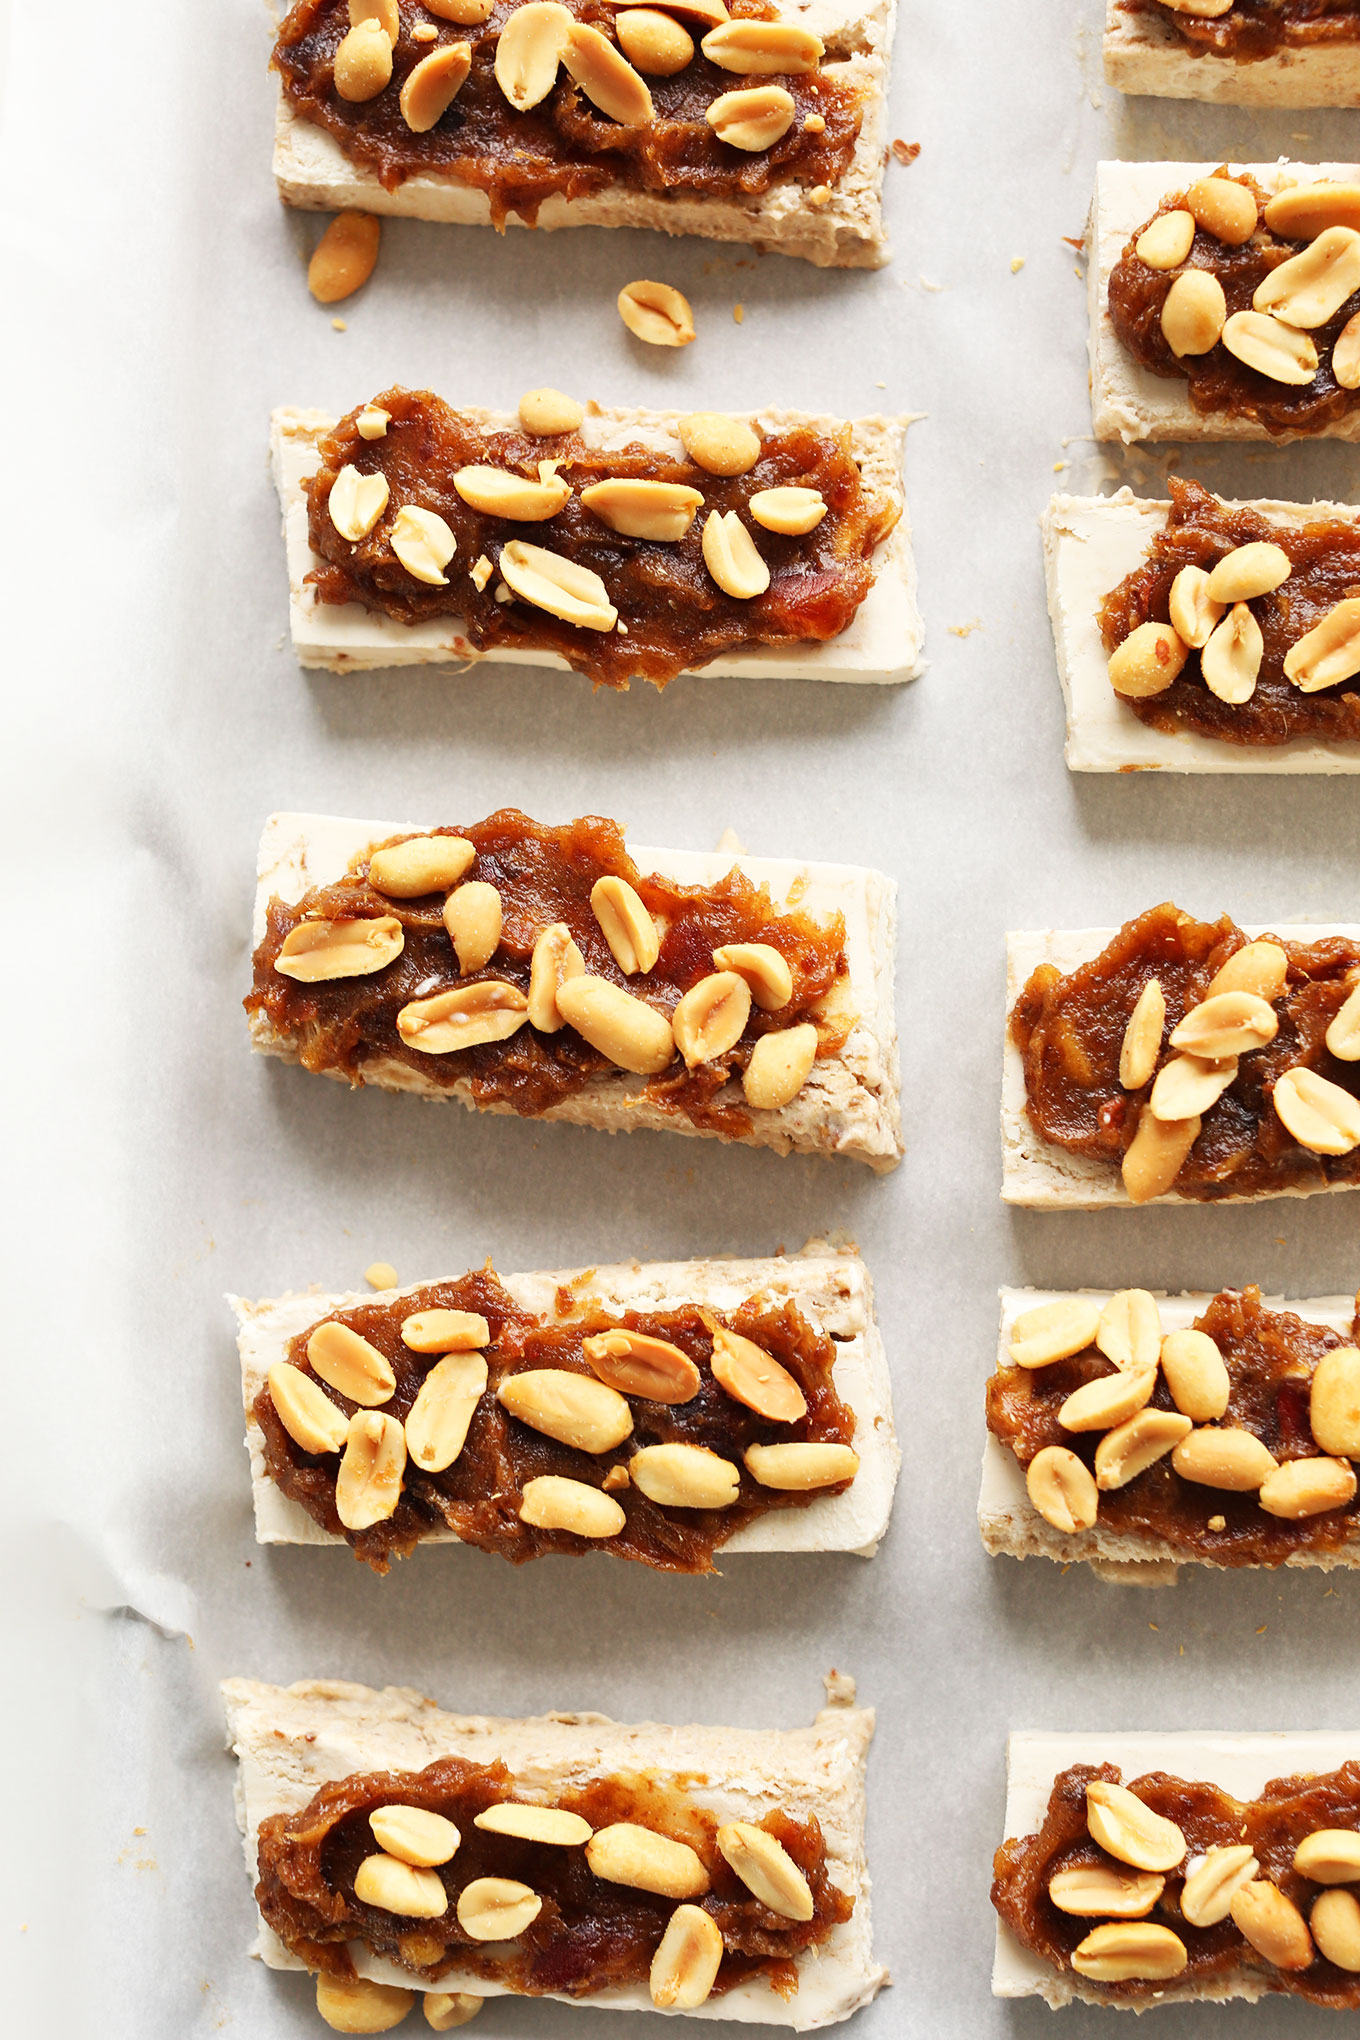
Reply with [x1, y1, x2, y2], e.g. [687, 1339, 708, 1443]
[308, 212, 381, 304]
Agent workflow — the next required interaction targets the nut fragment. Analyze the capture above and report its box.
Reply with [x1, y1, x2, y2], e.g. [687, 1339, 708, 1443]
[1258, 1455, 1357, 1519]
[308, 211, 382, 304]
[1264, 179, 1360, 238]
[1310, 1345, 1360, 1457]
[1181, 1844, 1259, 1927]
[617, 8, 695, 75]
[1335, 312, 1360, 390]
[1222, 309, 1319, 385]
[1283, 596, 1360, 693]
[335, 19, 394, 101]
[1167, 566, 1223, 649]
[1326, 982, 1360, 1062]
[268, 1363, 349, 1455]
[629, 1442, 739, 1509]
[745, 1441, 860, 1489]
[499, 539, 617, 629]
[1272, 1066, 1360, 1154]
[474, 1803, 594, 1846]
[586, 1824, 710, 1899]
[350, 0, 399, 39]
[1204, 939, 1290, 1004]
[712, 1324, 807, 1422]
[308, 1320, 397, 1406]
[1312, 1889, 1360, 1972]
[672, 971, 752, 1066]
[1122, 1107, 1200, 1202]
[1097, 1290, 1163, 1374]
[1161, 269, 1227, 357]
[717, 1822, 813, 1921]
[276, 915, 405, 983]
[1151, 1051, 1240, 1121]
[518, 1474, 627, 1538]
[580, 477, 703, 540]
[1186, 174, 1258, 245]
[455, 1878, 543, 1941]
[1296, 1829, 1360, 1885]
[707, 84, 795, 152]
[336, 1411, 407, 1530]
[316, 1974, 414, 2034]
[1169, 990, 1278, 1059]
[590, 875, 661, 974]
[1086, 1781, 1187, 1873]
[423, 1995, 483, 2032]
[400, 42, 473, 131]
[1070, 1922, 1188, 1983]
[679, 412, 762, 476]
[712, 942, 794, 1010]
[702, 511, 769, 599]
[518, 386, 585, 435]
[748, 485, 828, 535]
[1160, 1328, 1231, 1423]
[330, 464, 392, 542]
[369, 1803, 462, 1868]
[1049, 1865, 1165, 1918]
[405, 1352, 488, 1473]
[1171, 1425, 1278, 1491]
[527, 921, 587, 1031]
[443, 881, 503, 974]
[391, 505, 457, 585]
[453, 464, 571, 520]
[1059, 1365, 1157, 1434]
[650, 1903, 724, 2011]
[618, 279, 696, 347]
[1119, 979, 1166, 1090]
[1095, 1409, 1193, 1491]
[1026, 1446, 1099, 1534]
[1201, 601, 1264, 704]
[401, 1310, 490, 1353]
[564, 23, 654, 123]
[1230, 1879, 1313, 1970]
[494, 0, 572, 109]
[397, 981, 530, 1053]
[700, 20, 823, 72]
[1135, 208, 1195, 270]
[1205, 541, 1292, 604]
[743, 1025, 818, 1111]
[582, 1329, 701, 1403]
[1009, 1298, 1101, 1369]
[369, 834, 476, 897]
[1108, 621, 1187, 698]
[1254, 226, 1360, 329]
[555, 975, 674, 1073]
[498, 1368, 634, 1453]
[358, 406, 390, 440]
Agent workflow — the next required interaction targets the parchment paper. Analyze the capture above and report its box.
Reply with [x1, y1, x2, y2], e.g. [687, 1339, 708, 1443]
[3, 1, 1358, 2033]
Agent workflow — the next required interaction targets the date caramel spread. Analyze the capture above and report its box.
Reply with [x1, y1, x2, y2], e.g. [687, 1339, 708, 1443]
[256, 1268, 859, 1572]
[1107, 170, 1360, 434]
[1012, 904, 1360, 1202]
[990, 1287, 1360, 1565]
[993, 1761, 1360, 2007]
[257, 1758, 852, 2006]
[274, 0, 862, 227]
[246, 810, 853, 1137]
[1137, 1, 1360, 62]
[1100, 479, 1360, 745]
[305, 389, 888, 689]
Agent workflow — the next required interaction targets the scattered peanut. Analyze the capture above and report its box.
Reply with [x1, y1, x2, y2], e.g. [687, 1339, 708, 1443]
[673, 971, 752, 1066]
[369, 834, 476, 897]
[629, 1442, 740, 1509]
[453, 464, 570, 520]
[743, 1024, 819, 1111]
[579, 477, 703, 541]
[1119, 979, 1166, 1090]
[1160, 1328, 1231, 1422]
[1310, 1345, 1360, 1457]
[712, 1324, 807, 1422]
[618, 279, 696, 346]
[330, 464, 392, 542]
[354, 1852, 449, 1917]
[1205, 541, 1292, 604]
[308, 212, 382, 304]
[745, 1441, 858, 1489]
[518, 387, 585, 435]
[401, 1310, 490, 1353]
[707, 83, 795, 151]
[679, 412, 761, 476]
[712, 942, 793, 1010]
[518, 1474, 627, 1538]
[1221, 309, 1319, 384]
[1135, 209, 1195, 270]
[391, 505, 457, 584]
[335, 19, 394, 101]
[650, 1903, 723, 2010]
[591, 875, 661, 974]
[1171, 1426, 1278, 1491]
[555, 975, 674, 1073]
[616, 8, 695, 75]
[1230, 1879, 1313, 1971]
[1095, 1409, 1192, 1491]
[1097, 1289, 1163, 1373]
[442, 881, 503, 975]
[1009, 1298, 1101, 1369]
[1264, 180, 1360, 238]
[1204, 939, 1289, 1003]
[400, 42, 473, 132]
[1272, 1066, 1360, 1154]
[1108, 621, 1187, 697]
[455, 1878, 543, 1941]
[494, 1, 572, 109]
[474, 1803, 594, 1846]
[276, 916, 404, 982]
[315, 1974, 413, 2034]
[702, 510, 769, 599]
[308, 1320, 397, 1406]
[717, 1822, 813, 1920]
[1258, 1455, 1357, 1519]
[1167, 565, 1223, 649]
[1186, 174, 1258, 245]
[1181, 1844, 1259, 1927]
[1026, 1445, 1099, 1534]
[1086, 1781, 1187, 1873]
[700, 20, 824, 73]
[527, 921, 587, 1031]
[582, 1328, 701, 1403]
[1169, 990, 1278, 1059]
[268, 1363, 349, 1456]
[1311, 1889, 1360, 1972]
[1296, 1828, 1360, 1884]
[1059, 1365, 1157, 1434]
[587, 1823, 710, 1899]
[1283, 596, 1360, 693]
[500, 539, 617, 629]
[1071, 1921, 1188, 1983]
[1151, 1051, 1240, 1121]
[1049, 1864, 1165, 1919]
[1326, 983, 1360, 1062]
[405, 1352, 488, 1473]
[1201, 603, 1264, 704]
[498, 1368, 634, 1454]
[336, 1411, 407, 1530]
[748, 486, 827, 535]
[1160, 269, 1227, 357]
[564, 22, 654, 124]
[1253, 226, 1360, 329]
[397, 981, 530, 1053]
[1121, 1107, 1200, 1203]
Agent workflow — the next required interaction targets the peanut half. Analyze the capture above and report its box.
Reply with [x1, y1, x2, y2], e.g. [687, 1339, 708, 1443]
[350, 0, 399, 39]
[1097, 1289, 1163, 1373]
[586, 1823, 710, 1899]
[369, 1804, 461, 1868]
[583, 1328, 701, 1403]
[617, 9, 695, 76]
[1310, 1344, 1360, 1457]
[1160, 1328, 1230, 1422]
[1186, 173, 1257, 244]
[494, 1, 572, 109]
[1258, 1455, 1357, 1520]
[368, 834, 475, 897]
[499, 540, 617, 629]
[1135, 209, 1195, 270]
[1161, 269, 1226, 357]
[1205, 540, 1292, 604]
[1326, 982, 1360, 1062]
[1094, 1409, 1192, 1491]
[1108, 621, 1187, 698]
[1335, 311, 1360, 390]
[1171, 1425, 1277, 1491]
[1295, 1828, 1360, 1884]
[308, 1320, 397, 1406]
[391, 505, 457, 584]
[1254, 226, 1360, 330]
[336, 1411, 407, 1530]
[700, 21, 823, 73]
[518, 386, 585, 434]
[564, 23, 654, 124]
[1086, 1781, 1187, 1873]
[673, 970, 752, 1066]
[1283, 596, 1360, 693]
[453, 464, 570, 520]
[580, 477, 703, 541]
[1151, 1051, 1239, 1121]
[443, 882, 503, 975]
[1167, 565, 1223, 649]
[749, 485, 827, 535]
[1049, 1865, 1164, 1919]
[1312, 1889, 1360, 1972]
[1122, 1107, 1200, 1202]
[330, 464, 392, 542]
[335, 19, 394, 101]
[1119, 979, 1166, 1090]
[1272, 1066, 1360, 1154]
[1026, 1446, 1098, 1534]
[400, 42, 472, 132]
[396, 981, 530, 1053]
[455, 1878, 543, 1941]
[629, 1442, 739, 1509]
[1181, 1844, 1259, 1927]
[679, 412, 761, 476]
[744, 1441, 859, 1489]
[555, 976, 674, 1073]
[702, 511, 770, 599]
[712, 942, 793, 1010]
[308, 212, 382, 304]
[1008, 1298, 1101, 1369]
[743, 1025, 818, 1111]
[268, 1363, 349, 1456]
[498, 1368, 634, 1453]
[1264, 180, 1360, 238]
[1204, 939, 1290, 1003]
[474, 1803, 593, 1846]
[518, 1474, 626, 1538]
[1200, 603, 1263, 704]
[650, 1903, 723, 2010]
[716, 1822, 813, 1921]
[315, 1974, 413, 2034]
[617, 279, 696, 347]
[1222, 309, 1319, 384]
[1230, 1880, 1313, 1970]
[1058, 1365, 1157, 1434]
[1169, 990, 1278, 1059]
[707, 84, 795, 152]
[1071, 1922, 1187, 1983]
[405, 1352, 488, 1473]
[711, 1324, 807, 1422]
[276, 915, 404, 982]
[527, 921, 586, 1031]
[591, 875, 661, 974]
[401, 1310, 490, 1353]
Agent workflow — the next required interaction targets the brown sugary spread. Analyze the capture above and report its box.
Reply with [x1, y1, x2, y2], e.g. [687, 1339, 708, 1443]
[1135, 1, 1360, 60]
[274, 0, 862, 227]
[1099, 478, 1360, 746]
[257, 1758, 853, 1994]
[255, 1269, 857, 1572]
[1107, 172, 1360, 434]
[245, 810, 852, 1138]
[988, 1287, 1360, 1564]
[305, 390, 887, 690]
[993, 1761, 1360, 2009]
[1012, 904, 1360, 1200]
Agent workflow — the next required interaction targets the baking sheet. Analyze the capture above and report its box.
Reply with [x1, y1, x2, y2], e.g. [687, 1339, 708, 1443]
[3, 0, 1360, 2033]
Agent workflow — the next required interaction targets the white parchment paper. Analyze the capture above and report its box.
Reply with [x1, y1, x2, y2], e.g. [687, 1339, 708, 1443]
[2, 1, 1359, 2033]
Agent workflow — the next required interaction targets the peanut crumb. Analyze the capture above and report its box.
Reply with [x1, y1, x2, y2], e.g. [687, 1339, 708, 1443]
[1208, 1514, 1226, 1531]
[332, 317, 348, 332]
[808, 184, 832, 207]
[948, 618, 982, 638]
[1148, 1622, 1158, 1632]
[412, 21, 438, 39]
[1053, 460, 1068, 472]
[617, 620, 629, 635]
[1010, 256, 1025, 274]
[804, 113, 826, 134]
[470, 554, 493, 593]
[733, 303, 744, 324]
[1256, 1624, 1268, 1635]
[365, 1261, 398, 1289]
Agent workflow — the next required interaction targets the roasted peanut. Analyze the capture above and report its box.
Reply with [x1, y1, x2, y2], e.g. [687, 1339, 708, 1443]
[1108, 621, 1187, 697]
[1258, 1455, 1357, 1519]
[1095, 1409, 1192, 1491]
[579, 477, 703, 541]
[1122, 1107, 1200, 1203]
[357, 406, 390, 440]
[712, 1325, 807, 1422]
[1026, 1445, 1099, 1534]
[518, 1474, 627, 1538]
[616, 8, 695, 75]
[650, 1903, 723, 2010]
[748, 485, 827, 535]
[368, 834, 475, 897]
[1204, 939, 1290, 1003]
[402, 1310, 490, 1354]
[1311, 1889, 1360, 1972]
[1295, 1828, 1360, 1884]
[1201, 602, 1264, 704]
[391, 505, 457, 584]
[1170, 990, 1278, 1059]
[308, 1320, 397, 1406]
[1168, 565, 1223, 649]
[1097, 1289, 1163, 1373]
[494, 0, 572, 109]
[396, 981, 530, 1053]
[586, 1823, 710, 1899]
[268, 1363, 349, 1456]
[518, 387, 584, 434]
[474, 1803, 593, 1846]
[276, 915, 404, 982]
[1310, 1344, 1360, 1457]
[1086, 1781, 1187, 1873]
[1151, 1051, 1240, 1121]
[1181, 1844, 1259, 1927]
[335, 19, 394, 101]
[315, 1974, 413, 2034]
[702, 510, 770, 599]
[330, 463, 392, 542]
[700, 20, 823, 72]
[453, 464, 570, 520]
[1335, 312, 1360, 391]
[590, 875, 660, 974]
[707, 83, 795, 151]
[336, 1411, 407, 1530]
[1186, 174, 1258, 245]
[308, 211, 383, 304]
[745, 1441, 859, 1489]
[455, 1878, 543, 1941]
[405, 1353, 488, 1473]
[1206, 541, 1292, 604]
[1119, 979, 1166, 1090]
[1231, 1879, 1313, 1970]
[1160, 1328, 1230, 1423]
[629, 1442, 739, 1509]
[1272, 1066, 1360, 1154]
[711, 942, 793, 1010]
[717, 1822, 813, 1921]
[1059, 1365, 1157, 1434]
[1222, 309, 1319, 384]
[1049, 1864, 1165, 1918]
[1254, 225, 1360, 330]
[1283, 595, 1360, 693]
[672, 971, 751, 1066]
[1161, 269, 1227, 357]
[499, 539, 617, 629]
[498, 1368, 634, 1453]
[400, 42, 472, 131]
[1326, 982, 1360, 1061]
[370, 1804, 461, 1868]
[1135, 209, 1195, 270]
[1070, 1921, 1187, 1983]
[1171, 1425, 1278, 1491]
[441, 881, 502, 976]
[679, 412, 761, 476]
[1264, 179, 1360, 238]
[583, 1329, 701, 1403]
[555, 975, 674, 1073]
[743, 1025, 818, 1111]
[354, 1852, 448, 1917]
[564, 22, 654, 123]
[618, 279, 696, 347]
[1008, 1297, 1101, 1369]
[423, 1995, 483, 2032]
[527, 921, 586, 1031]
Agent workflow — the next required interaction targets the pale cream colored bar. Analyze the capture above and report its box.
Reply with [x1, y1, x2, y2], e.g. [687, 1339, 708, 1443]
[223, 1674, 886, 2027]
[1089, 159, 1360, 444]
[250, 812, 902, 1169]
[1001, 923, 1360, 1209]
[1042, 489, 1360, 774]
[273, 1, 895, 267]
[1104, 0, 1360, 107]
[979, 1286, 1359, 1586]
[272, 404, 923, 682]
[234, 1242, 899, 1558]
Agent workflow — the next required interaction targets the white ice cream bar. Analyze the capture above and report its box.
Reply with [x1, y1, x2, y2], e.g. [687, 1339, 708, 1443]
[979, 1286, 1360, 1587]
[249, 811, 903, 1170]
[223, 1674, 886, 2028]
[233, 1243, 900, 1558]
[272, 0, 897, 269]
[1042, 489, 1360, 775]
[1103, 0, 1360, 107]
[270, 403, 923, 683]
[1001, 922, 1360, 1209]
[996, 1729, 1360, 2007]
[1088, 159, 1360, 444]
